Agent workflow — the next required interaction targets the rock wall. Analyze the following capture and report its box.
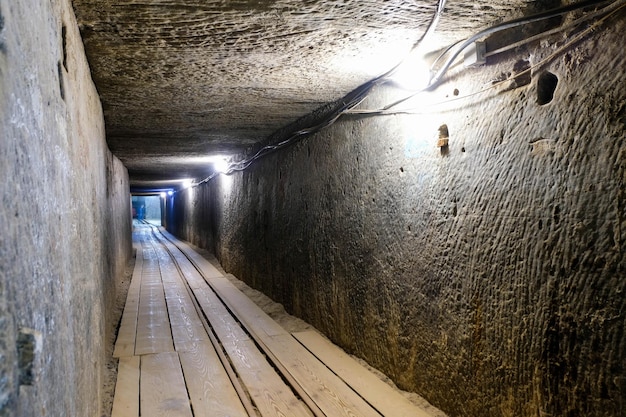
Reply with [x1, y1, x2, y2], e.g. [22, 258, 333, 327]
[168, 14, 625, 417]
[0, 0, 132, 415]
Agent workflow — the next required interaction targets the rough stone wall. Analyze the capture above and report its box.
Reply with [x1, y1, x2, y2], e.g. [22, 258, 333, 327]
[0, 0, 132, 415]
[72, 0, 533, 183]
[169, 15, 626, 417]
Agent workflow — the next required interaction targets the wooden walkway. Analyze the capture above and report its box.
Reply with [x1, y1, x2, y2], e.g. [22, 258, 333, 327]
[111, 222, 436, 417]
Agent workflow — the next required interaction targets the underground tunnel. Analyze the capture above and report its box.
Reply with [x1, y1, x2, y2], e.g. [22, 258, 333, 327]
[1, 0, 625, 416]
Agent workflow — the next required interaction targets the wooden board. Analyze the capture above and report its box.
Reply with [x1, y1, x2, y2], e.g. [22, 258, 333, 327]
[208, 278, 286, 337]
[174, 258, 208, 290]
[114, 245, 144, 358]
[191, 286, 252, 345]
[264, 333, 382, 417]
[134, 263, 174, 355]
[111, 356, 140, 417]
[167, 249, 211, 289]
[154, 228, 390, 417]
[222, 338, 312, 417]
[140, 352, 193, 417]
[151, 229, 216, 289]
[293, 331, 435, 417]
[189, 286, 311, 417]
[160, 233, 313, 416]
[159, 229, 224, 279]
[179, 342, 248, 417]
[162, 282, 210, 352]
[112, 289, 140, 358]
[148, 238, 215, 351]
[189, 275, 379, 416]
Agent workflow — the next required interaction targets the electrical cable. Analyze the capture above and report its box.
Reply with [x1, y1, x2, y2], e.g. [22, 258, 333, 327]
[196, 91, 368, 184]
[346, 0, 626, 117]
[376, 0, 447, 82]
[191, 0, 621, 188]
[484, 2, 620, 58]
[428, 0, 611, 86]
[191, 0, 448, 186]
[232, 0, 447, 165]
[380, 0, 615, 111]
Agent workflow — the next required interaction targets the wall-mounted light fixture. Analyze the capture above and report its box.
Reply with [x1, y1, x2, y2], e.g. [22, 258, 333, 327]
[389, 50, 433, 91]
[213, 158, 229, 174]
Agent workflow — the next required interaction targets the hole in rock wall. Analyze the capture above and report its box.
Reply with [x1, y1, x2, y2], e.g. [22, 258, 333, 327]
[57, 61, 65, 100]
[0, 7, 6, 54]
[438, 124, 449, 148]
[438, 124, 450, 156]
[61, 24, 68, 71]
[18, 328, 42, 386]
[553, 205, 561, 224]
[537, 71, 558, 105]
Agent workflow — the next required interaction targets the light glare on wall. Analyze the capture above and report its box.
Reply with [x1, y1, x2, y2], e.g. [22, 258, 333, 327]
[189, 154, 230, 174]
[220, 172, 233, 196]
[389, 51, 432, 91]
[214, 159, 229, 174]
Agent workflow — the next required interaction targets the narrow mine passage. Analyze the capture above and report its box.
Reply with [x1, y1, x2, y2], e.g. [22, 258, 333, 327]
[4, 1, 624, 415]
[111, 222, 436, 417]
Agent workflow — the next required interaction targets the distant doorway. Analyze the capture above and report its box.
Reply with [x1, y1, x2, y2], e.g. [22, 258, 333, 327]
[131, 195, 162, 225]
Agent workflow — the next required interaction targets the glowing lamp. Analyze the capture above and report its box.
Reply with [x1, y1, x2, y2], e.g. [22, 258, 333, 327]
[214, 159, 229, 174]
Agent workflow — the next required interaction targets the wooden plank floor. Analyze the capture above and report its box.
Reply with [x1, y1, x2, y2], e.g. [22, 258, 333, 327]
[113, 244, 143, 358]
[292, 331, 435, 417]
[111, 222, 440, 417]
[179, 342, 248, 417]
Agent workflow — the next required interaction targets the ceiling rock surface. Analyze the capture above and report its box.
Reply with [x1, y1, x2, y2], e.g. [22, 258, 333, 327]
[73, 0, 541, 185]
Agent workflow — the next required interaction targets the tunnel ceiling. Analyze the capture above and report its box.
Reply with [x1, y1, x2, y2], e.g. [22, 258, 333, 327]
[72, 0, 537, 188]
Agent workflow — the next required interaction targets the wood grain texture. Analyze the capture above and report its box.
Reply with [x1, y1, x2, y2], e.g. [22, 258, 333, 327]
[208, 278, 286, 338]
[160, 275, 210, 351]
[264, 334, 381, 417]
[134, 264, 174, 355]
[162, 232, 312, 416]
[179, 342, 248, 417]
[293, 331, 435, 417]
[190, 286, 311, 417]
[159, 230, 225, 280]
[198, 275, 380, 417]
[114, 245, 144, 358]
[111, 356, 140, 417]
[140, 352, 193, 417]
[147, 239, 211, 351]
[191, 285, 252, 345]
[222, 338, 313, 417]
